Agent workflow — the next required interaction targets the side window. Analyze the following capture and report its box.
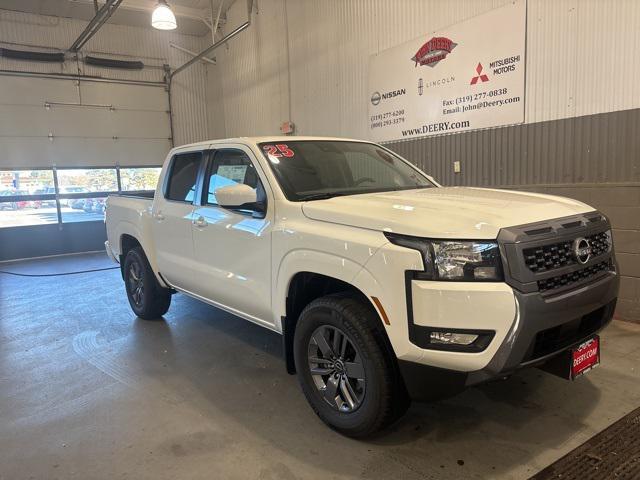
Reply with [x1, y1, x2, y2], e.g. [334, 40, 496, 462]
[205, 149, 265, 207]
[165, 152, 202, 202]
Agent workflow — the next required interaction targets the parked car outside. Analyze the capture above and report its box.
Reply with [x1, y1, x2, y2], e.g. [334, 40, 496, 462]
[0, 190, 16, 210]
[59, 186, 90, 206]
[70, 198, 87, 210]
[32, 187, 57, 208]
[0, 189, 29, 210]
[14, 190, 29, 209]
[83, 198, 106, 214]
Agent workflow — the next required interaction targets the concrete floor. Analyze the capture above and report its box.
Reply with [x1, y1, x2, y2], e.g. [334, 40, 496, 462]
[1, 252, 639, 480]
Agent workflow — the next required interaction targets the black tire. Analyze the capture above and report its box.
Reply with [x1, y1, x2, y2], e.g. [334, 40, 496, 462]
[123, 246, 171, 320]
[293, 294, 409, 437]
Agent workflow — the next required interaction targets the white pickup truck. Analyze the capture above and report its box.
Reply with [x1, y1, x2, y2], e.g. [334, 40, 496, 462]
[105, 136, 619, 437]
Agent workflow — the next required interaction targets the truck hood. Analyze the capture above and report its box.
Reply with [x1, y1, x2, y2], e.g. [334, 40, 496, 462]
[301, 187, 594, 239]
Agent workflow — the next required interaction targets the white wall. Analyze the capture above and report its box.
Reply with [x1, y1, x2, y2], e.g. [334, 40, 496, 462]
[0, 8, 212, 147]
[210, 0, 640, 139]
[3, 1, 639, 145]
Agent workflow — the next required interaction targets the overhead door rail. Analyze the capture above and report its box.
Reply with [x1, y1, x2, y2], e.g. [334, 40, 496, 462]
[170, 0, 253, 79]
[69, 0, 124, 52]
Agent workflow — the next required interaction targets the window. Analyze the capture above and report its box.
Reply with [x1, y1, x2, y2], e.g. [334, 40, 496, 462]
[60, 197, 108, 223]
[258, 141, 434, 201]
[0, 169, 54, 193]
[165, 152, 202, 202]
[56, 168, 118, 193]
[55, 168, 116, 223]
[0, 169, 57, 228]
[205, 149, 264, 207]
[120, 167, 161, 191]
[0, 166, 162, 228]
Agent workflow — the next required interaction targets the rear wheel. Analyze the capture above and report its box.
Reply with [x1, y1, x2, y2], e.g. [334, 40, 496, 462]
[293, 294, 409, 437]
[123, 246, 171, 320]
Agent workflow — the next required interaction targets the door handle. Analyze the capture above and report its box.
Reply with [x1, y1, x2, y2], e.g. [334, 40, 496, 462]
[193, 216, 207, 228]
[155, 211, 165, 221]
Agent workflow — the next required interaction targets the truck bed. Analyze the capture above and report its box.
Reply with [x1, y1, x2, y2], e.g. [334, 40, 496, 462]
[105, 193, 156, 261]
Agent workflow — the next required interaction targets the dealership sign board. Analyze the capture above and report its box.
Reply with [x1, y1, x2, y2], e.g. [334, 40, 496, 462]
[368, 0, 525, 143]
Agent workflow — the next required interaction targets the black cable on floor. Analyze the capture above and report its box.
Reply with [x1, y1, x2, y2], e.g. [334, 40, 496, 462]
[0, 266, 120, 277]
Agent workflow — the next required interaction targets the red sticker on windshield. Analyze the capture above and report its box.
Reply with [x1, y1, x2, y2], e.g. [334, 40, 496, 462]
[262, 144, 294, 158]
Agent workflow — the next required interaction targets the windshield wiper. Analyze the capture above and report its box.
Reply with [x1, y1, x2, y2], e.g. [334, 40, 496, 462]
[300, 192, 347, 201]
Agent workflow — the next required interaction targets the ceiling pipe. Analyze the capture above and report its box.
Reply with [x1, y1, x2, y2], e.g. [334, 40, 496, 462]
[169, 43, 216, 65]
[170, 0, 252, 79]
[0, 69, 166, 87]
[69, 0, 124, 52]
[70, 0, 213, 26]
[211, 0, 224, 44]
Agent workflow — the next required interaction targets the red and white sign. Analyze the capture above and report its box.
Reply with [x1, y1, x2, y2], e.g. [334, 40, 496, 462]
[368, 0, 526, 143]
[262, 144, 295, 158]
[571, 337, 600, 379]
[411, 37, 457, 67]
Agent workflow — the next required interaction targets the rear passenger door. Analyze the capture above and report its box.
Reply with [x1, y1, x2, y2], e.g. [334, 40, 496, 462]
[152, 150, 203, 292]
[190, 145, 274, 326]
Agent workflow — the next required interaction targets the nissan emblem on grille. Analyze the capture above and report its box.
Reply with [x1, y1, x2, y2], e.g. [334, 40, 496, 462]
[572, 237, 592, 265]
[523, 230, 610, 273]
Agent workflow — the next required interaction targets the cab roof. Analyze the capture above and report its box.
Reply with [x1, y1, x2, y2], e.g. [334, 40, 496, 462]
[171, 136, 373, 152]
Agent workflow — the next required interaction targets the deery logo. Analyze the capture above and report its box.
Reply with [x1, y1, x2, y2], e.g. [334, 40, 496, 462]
[470, 63, 489, 84]
[411, 37, 457, 67]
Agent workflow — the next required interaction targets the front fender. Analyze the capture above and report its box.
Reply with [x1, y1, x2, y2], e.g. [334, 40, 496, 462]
[273, 249, 384, 329]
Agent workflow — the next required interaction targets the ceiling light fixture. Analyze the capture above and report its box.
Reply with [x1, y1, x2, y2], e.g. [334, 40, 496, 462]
[152, 0, 177, 30]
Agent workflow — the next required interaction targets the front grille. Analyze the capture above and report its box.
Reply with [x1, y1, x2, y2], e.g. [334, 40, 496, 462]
[523, 230, 611, 273]
[588, 231, 610, 257]
[538, 261, 610, 292]
[500, 213, 615, 295]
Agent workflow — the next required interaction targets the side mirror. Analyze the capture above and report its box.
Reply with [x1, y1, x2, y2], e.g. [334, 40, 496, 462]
[215, 184, 257, 208]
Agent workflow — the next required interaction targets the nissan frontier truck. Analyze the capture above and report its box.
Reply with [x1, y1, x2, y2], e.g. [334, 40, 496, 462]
[105, 137, 618, 437]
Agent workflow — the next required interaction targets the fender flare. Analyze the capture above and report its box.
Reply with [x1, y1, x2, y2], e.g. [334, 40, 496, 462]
[274, 249, 384, 322]
[114, 221, 164, 286]
[275, 249, 389, 374]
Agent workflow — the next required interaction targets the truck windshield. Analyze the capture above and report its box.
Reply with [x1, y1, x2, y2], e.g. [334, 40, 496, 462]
[258, 140, 435, 201]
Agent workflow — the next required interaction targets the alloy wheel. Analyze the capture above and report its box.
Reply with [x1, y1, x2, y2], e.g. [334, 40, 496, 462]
[307, 325, 366, 413]
[128, 261, 144, 307]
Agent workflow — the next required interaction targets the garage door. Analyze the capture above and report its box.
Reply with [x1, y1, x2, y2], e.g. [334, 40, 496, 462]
[0, 74, 172, 261]
[0, 75, 171, 169]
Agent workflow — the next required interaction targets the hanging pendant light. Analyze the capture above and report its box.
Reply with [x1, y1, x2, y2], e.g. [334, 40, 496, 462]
[152, 0, 177, 30]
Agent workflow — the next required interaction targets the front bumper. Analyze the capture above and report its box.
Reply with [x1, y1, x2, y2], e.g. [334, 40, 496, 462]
[399, 271, 618, 401]
[467, 271, 618, 384]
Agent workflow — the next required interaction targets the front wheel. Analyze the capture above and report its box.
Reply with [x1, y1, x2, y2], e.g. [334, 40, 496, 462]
[293, 294, 409, 437]
[123, 247, 171, 320]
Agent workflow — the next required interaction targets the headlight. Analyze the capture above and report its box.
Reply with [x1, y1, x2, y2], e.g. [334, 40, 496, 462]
[385, 233, 503, 281]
